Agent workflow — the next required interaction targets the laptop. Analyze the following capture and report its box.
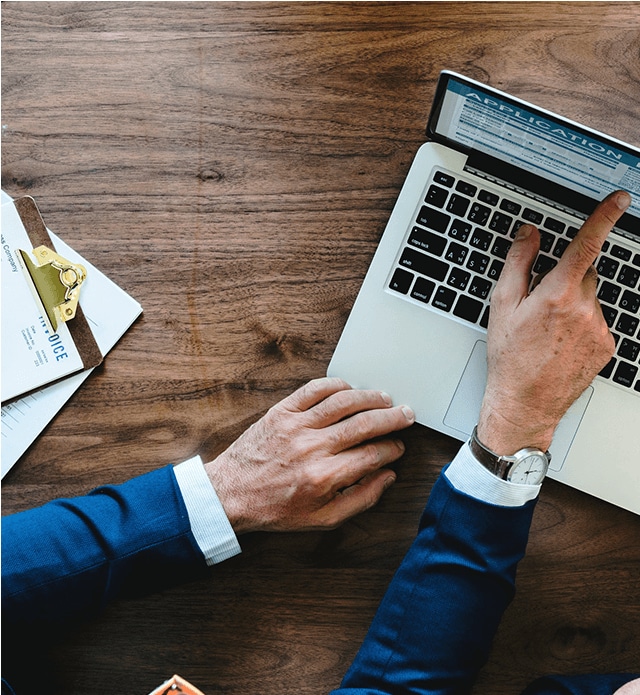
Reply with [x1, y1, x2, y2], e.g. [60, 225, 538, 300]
[328, 71, 640, 515]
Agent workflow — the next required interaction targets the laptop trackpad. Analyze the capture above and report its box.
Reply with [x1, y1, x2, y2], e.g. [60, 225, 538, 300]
[443, 339, 592, 472]
[444, 340, 487, 437]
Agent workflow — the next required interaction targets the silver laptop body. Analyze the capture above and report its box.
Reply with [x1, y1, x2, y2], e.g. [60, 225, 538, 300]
[328, 71, 640, 514]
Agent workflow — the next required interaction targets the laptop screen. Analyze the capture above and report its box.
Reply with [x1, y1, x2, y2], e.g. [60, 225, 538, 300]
[427, 72, 640, 237]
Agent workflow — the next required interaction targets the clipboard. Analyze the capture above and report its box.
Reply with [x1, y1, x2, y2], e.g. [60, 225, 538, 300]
[1, 196, 103, 403]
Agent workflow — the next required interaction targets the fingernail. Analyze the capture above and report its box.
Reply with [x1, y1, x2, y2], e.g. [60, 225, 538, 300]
[383, 475, 396, 491]
[614, 191, 631, 210]
[395, 439, 405, 453]
[380, 391, 392, 406]
[516, 224, 533, 240]
[401, 406, 415, 423]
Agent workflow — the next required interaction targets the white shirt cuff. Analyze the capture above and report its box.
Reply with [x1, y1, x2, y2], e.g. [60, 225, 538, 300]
[444, 441, 542, 507]
[173, 455, 242, 565]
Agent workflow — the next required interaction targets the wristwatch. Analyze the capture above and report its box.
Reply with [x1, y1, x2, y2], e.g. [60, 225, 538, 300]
[470, 426, 551, 484]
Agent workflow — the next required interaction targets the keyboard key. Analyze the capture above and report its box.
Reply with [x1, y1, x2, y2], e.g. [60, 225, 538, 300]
[617, 264, 640, 289]
[599, 357, 616, 379]
[416, 206, 450, 233]
[408, 227, 447, 256]
[510, 220, 526, 238]
[467, 251, 490, 274]
[445, 242, 468, 265]
[601, 305, 618, 328]
[489, 211, 512, 235]
[448, 218, 472, 242]
[543, 217, 566, 234]
[633, 253, 640, 268]
[616, 313, 640, 337]
[500, 198, 522, 215]
[487, 258, 504, 281]
[399, 248, 449, 282]
[425, 184, 448, 208]
[447, 267, 471, 291]
[470, 228, 493, 252]
[566, 225, 580, 239]
[611, 244, 632, 262]
[455, 180, 477, 196]
[598, 281, 622, 306]
[453, 295, 484, 323]
[434, 171, 454, 187]
[522, 208, 544, 225]
[447, 194, 471, 217]
[618, 338, 640, 362]
[620, 290, 640, 314]
[539, 231, 555, 254]
[410, 276, 436, 303]
[468, 202, 491, 225]
[480, 305, 491, 329]
[432, 286, 457, 312]
[613, 361, 638, 388]
[553, 237, 571, 258]
[469, 276, 492, 300]
[389, 268, 413, 294]
[491, 237, 512, 260]
[478, 189, 499, 206]
[596, 256, 620, 280]
[533, 255, 557, 275]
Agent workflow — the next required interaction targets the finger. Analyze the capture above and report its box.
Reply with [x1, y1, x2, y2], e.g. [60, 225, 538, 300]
[330, 438, 406, 490]
[278, 376, 352, 413]
[305, 387, 396, 429]
[316, 469, 397, 529]
[556, 190, 631, 282]
[325, 404, 415, 453]
[491, 224, 540, 304]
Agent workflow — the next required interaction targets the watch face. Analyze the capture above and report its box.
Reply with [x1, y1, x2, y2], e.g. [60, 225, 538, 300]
[508, 454, 548, 484]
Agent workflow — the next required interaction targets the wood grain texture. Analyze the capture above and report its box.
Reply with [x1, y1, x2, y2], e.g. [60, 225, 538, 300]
[2, 2, 639, 694]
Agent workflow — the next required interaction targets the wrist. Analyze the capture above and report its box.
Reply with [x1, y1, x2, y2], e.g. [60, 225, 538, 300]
[477, 403, 555, 456]
[203, 456, 249, 535]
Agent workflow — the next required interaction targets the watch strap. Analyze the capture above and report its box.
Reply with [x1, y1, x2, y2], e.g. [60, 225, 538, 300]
[469, 427, 512, 479]
[470, 426, 551, 481]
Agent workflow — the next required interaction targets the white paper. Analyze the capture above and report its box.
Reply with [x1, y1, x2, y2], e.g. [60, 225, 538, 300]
[1, 190, 143, 477]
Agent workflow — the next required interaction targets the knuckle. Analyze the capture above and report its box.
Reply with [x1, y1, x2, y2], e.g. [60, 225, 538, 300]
[331, 416, 363, 450]
[304, 466, 333, 493]
[570, 236, 603, 267]
[360, 442, 383, 468]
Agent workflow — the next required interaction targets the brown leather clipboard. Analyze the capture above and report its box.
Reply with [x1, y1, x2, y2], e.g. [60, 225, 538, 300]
[13, 196, 103, 372]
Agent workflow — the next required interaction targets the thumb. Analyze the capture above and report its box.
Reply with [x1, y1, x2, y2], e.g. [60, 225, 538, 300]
[493, 224, 540, 304]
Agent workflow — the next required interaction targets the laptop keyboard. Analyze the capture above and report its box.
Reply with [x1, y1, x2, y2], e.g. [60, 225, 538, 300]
[387, 169, 640, 394]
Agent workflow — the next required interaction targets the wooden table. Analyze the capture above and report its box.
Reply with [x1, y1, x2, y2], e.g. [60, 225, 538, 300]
[2, 3, 639, 694]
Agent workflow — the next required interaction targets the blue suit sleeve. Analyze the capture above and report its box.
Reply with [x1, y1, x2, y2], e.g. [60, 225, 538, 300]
[332, 469, 537, 695]
[1, 465, 208, 631]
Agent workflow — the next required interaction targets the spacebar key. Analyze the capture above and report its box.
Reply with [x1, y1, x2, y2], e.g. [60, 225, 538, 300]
[399, 248, 448, 282]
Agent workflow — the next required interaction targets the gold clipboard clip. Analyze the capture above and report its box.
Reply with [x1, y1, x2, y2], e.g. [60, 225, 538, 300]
[18, 245, 88, 333]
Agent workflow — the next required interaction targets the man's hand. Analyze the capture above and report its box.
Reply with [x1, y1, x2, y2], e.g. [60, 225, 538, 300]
[478, 190, 632, 455]
[204, 377, 415, 534]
